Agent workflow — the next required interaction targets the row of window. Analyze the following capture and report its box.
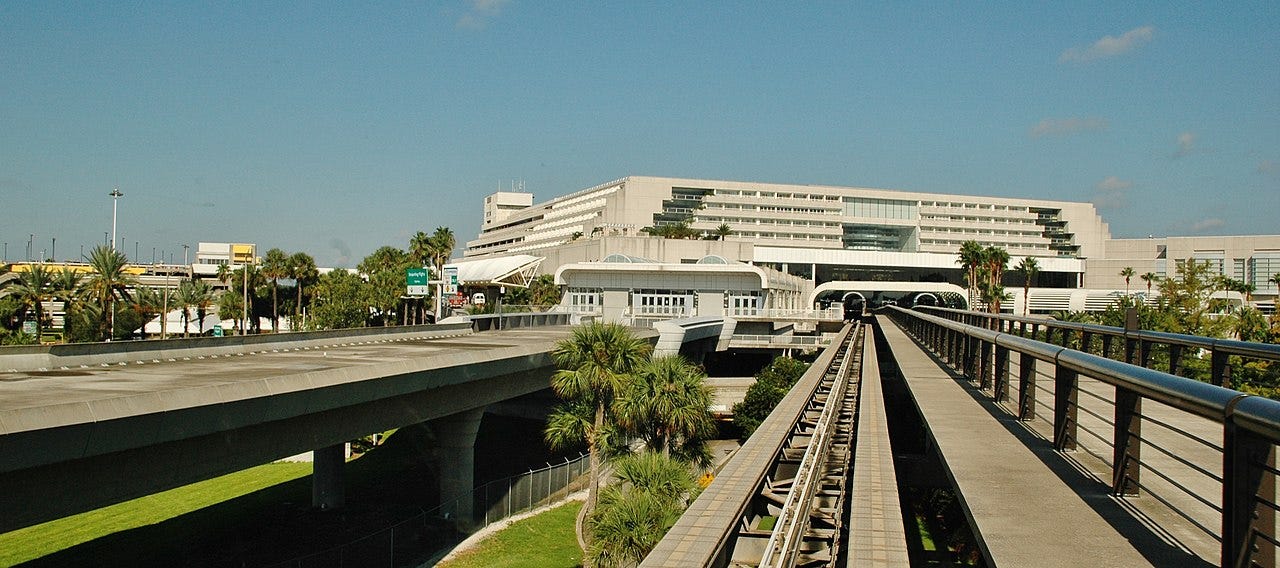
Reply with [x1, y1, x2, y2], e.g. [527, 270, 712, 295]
[920, 214, 1041, 225]
[920, 201, 1028, 212]
[712, 189, 842, 202]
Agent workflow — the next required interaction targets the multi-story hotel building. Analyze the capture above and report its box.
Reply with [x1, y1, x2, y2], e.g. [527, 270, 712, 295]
[463, 176, 1280, 304]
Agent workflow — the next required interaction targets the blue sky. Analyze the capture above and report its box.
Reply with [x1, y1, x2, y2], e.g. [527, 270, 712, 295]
[2, 2, 1277, 268]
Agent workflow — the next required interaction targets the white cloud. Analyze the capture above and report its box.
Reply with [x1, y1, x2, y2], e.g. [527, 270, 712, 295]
[1190, 218, 1225, 232]
[1173, 131, 1196, 158]
[1029, 117, 1109, 138]
[1095, 176, 1132, 191]
[1092, 176, 1132, 209]
[457, 0, 508, 30]
[1060, 26, 1155, 63]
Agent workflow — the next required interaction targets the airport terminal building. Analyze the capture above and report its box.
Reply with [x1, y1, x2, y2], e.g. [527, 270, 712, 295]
[463, 175, 1280, 304]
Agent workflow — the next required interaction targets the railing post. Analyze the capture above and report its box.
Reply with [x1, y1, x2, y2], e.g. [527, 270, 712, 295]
[994, 345, 1010, 402]
[980, 339, 993, 390]
[1112, 386, 1142, 496]
[1081, 331, 1093, 355]
[1169, 344, 1184, 376]
[1018, 353, 1036, 420]
[1223, 409, 1277, 568]
[1212, 349, 1233, 389]
[1125, 336, 1138, 364]
[964, 334, 979, 382]
[1031, 323, 1040, 342]
[1101, 335, 1113, 360]
[1139, 340, 1153, 369]
[1053, 365, 1078, 451]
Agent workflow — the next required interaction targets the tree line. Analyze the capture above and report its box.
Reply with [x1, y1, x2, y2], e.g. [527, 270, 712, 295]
[0, 226, 567, 344]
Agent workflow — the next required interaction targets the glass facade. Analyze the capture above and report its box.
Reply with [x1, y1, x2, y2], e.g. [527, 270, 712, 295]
[842, 197, 918, 220]
[1250, 253, 1280, 294]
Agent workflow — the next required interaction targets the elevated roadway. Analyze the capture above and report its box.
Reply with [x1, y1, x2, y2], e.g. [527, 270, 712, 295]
[0, 322, 619, 532]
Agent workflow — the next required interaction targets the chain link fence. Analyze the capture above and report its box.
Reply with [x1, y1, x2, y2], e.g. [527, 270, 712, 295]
[266, 452, 589, 568]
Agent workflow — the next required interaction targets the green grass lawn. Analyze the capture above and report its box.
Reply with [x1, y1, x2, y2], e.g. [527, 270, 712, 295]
[439, 501, 583, 568]
[0, 461, 313, 566]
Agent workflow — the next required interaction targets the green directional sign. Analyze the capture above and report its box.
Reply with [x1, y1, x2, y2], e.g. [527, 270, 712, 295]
[407, 267, 430, 296]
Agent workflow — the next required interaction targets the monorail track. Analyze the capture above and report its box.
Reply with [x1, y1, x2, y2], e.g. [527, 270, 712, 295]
[730, 323, 866, 567]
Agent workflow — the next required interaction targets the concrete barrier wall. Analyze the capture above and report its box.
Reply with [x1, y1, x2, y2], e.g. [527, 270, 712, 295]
[0, 323, 473, 372]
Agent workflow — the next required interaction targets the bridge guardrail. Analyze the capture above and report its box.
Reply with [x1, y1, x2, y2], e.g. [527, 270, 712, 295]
[917, 305, 1280, 390]
[885, 305, 1280, 568]
[465, 311, 570, 332]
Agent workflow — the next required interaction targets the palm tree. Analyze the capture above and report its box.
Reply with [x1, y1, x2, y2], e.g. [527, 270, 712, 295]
[83, 245, 136, 340]
[129, 286, 164, 339]
[10, 264, 54, 339]
[1140, 272, 1158, 298]
[956, 240, 985, 309]
[216, 263, 233, 287]
[983, 246, 1010, 313]
[615, 356, 715, 462]
[175, 280, 199, 338]
[712, 223, 733, 241]
[587, 452, 697, 567]
[545, 322, 652, 550]
[190, 280, 214, 335]
[409, 230, 433, 268]
[1015, 257, 1039, 316]
[288, 252, 319, 328]
[261, 248, 290, 332]
[217, 289, 243, 332]
[427, 227, 456, 317]
[1120, 267, 1136, 295]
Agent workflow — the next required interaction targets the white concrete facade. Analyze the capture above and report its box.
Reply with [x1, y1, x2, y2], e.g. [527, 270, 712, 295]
[554, 255, 810, 326]
[1088, 235, 1280, 300]
[466, 176, 1111, 264]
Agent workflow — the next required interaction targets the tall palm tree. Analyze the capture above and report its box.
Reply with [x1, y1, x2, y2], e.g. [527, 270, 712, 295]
[1120, 267, 1136, 295]
[545, 322, 652, 550]
[84, 245, 136, 341]
[10, 264, 54, 339]
[190, 280, 214, 335]
[984, 246, 1010, 313]
[1140, 272, 1158, 298]
[615, 356, 715, 461]
[261, 248, 290, 332]
[956, 240, 985, 310]
[1015, 257, 1039, 315]
[428, 227, 456, 317]
[175, 280, 199, 338]
[409, 230, 433, 268]
[288, 252, 319, 328]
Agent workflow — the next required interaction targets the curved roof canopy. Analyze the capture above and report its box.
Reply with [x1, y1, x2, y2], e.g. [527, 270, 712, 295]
[695, 255, 730, 264]
[444, 255, 543, 288]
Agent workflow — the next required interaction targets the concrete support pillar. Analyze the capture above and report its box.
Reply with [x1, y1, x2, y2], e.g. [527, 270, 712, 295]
[433, 407, 486, 524]
[312, 444, 346, 510]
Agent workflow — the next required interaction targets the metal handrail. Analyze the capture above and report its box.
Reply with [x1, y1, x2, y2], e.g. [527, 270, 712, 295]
[884, 305, 1280, 568]
[918, 306, 1280, 362]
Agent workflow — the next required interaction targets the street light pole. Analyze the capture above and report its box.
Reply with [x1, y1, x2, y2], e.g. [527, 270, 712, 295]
[109, 188, 123, 251]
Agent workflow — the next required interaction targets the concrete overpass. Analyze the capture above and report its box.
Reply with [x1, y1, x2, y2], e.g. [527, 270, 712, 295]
[0, 312, 734, 534]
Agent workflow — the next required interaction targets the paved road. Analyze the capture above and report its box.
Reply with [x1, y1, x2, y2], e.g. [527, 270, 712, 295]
[0, 327, 580, 429]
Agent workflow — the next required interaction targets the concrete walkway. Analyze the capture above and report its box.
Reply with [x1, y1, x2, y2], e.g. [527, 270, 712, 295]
[877, 316, 1206, 567]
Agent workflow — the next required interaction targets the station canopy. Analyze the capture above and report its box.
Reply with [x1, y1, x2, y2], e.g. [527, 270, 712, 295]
[444, 255, 543, 289]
